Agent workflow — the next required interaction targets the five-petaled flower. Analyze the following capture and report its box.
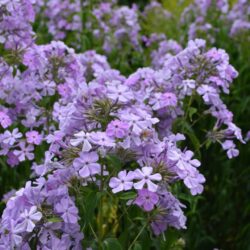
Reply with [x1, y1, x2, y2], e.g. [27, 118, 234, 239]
[73, 151, 101, 178]
[134, 166, 162, 192]
[109, 170, 134, 193]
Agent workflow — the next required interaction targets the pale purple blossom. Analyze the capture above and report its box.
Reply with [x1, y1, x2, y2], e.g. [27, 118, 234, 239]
[16, 206, 42, 233]
[55, 197, 78, 224]
[13, 142, 34, 162]
[134, 189, 159, 211]
[73, 151, 101, 178]
[222, 140, 239, 159]
[150, 92, 178, 110]
[2, 129, 22, 146]
[90, 132, 116, 147]
[70, 131, 92, 152]
[109, 170, 134, 193]
[106, 120, 129, 139]
[0, 111, 12, 128]
[107, 80, 134, 103]
[134, 167, 162, 192]
[26, 131, 43, 145]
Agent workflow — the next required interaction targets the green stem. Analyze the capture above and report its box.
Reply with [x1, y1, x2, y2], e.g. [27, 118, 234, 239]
[128, 223, 148, 250]
[98, 164, 104, 249]
[89, 223, 99, 242]
[80, 0, 85, 52]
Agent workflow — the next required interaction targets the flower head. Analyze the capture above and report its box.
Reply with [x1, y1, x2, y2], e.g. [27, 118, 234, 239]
[70, 131, 92, 152]
[134, 189, 159, 211]
[106, 120, 129, 139]
[26, 131, 43, 145]
[73, 151, 101, 178]
[0, 111, 11, 128]
[109, 170, 134, 193]
[16, 206, 42, 233]
[2, 129, 22, 146]
[134, 167, 162, 192]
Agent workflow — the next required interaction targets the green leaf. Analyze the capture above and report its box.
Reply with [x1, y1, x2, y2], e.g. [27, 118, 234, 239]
[205, 140, 212, 149]
[180, 120, 201, 159]
[118, 191, 137, 200]
[84, 191, 98, 224]
[133, 243, 142, 250]
[104, 238, 123, 250]
[188, 107, 197, 121]
[106, 154, 123, 170]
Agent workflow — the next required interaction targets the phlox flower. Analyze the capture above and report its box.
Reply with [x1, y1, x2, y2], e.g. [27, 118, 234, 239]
[73, 151, 101, 178]
[16, 206, 42, 233]
[26, 131, 43, 145]
[2, 129, 22, 146]
[55, 197, 78, 224]
[13, 142, 34, 162]
[0, 111, 12, 128]
[134, 166, 162, 192]
[222, 140, 239, 159]
[109, 170, 134, 193]
[70, 131, 92, 152]
[106, 120, 129, 139]
[90, 132, 115, 147]
[134, 189, 159, 211]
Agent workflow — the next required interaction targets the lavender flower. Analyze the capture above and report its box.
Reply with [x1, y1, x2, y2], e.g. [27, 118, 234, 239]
[26, 131, 43, 145]
[16, 206, 42, 233]
[222, 140, 239, 159]
[90, 132, 115, 147]
[0, 111, 11, 128]
[70, 131, 92, 152]
[0, 2, 244, 244]
[106, 120, 129, 139]
[73, 151, 101, 178]
[13, 142, 34, 162]
[134, 189, 159, 211]
[2, 129, 22, 146]
[55, 197, 79, 224]
[134, 167, 162, 192]
[109, 170, 134, 193]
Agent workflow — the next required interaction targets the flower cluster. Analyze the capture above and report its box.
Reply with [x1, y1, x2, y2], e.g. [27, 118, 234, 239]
[0, 0, 245, 248]
[228, 0, 250, 37]
[0, 36, 242, 247]
[0, 169, 83, 249]
[92, 2, 141, 52]
[43, 0, 82, 40]
[180, 0, 250, 43]
[163, 39, 244, 157]
[0, 0, 35, 51]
